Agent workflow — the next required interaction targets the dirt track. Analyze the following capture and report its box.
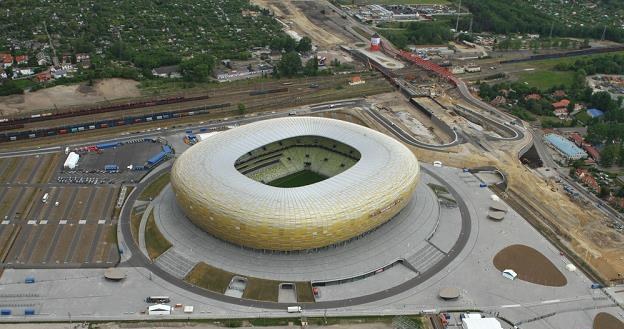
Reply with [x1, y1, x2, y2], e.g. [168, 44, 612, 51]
[251, 0, 344, 48]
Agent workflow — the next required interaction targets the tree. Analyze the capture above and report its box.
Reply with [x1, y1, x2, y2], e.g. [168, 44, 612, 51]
[238, 103, 246, 115]
[296, 37, 312, 53]
[303, 56, 318, 76]
[600, 144, 617, 167]
[180, 54, 214, 82]
[277, 51, 302, 77]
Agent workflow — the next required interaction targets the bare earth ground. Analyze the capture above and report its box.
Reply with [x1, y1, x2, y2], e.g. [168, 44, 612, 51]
[593, 312, 624, 329]
[0, 78, 140, 116]
[493, 244, 567, 286]
[251, 0, 344, 48]
[355, 98, 624, 283]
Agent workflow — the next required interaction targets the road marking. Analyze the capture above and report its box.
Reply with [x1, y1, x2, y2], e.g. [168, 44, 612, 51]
[501, 304, 521, 308]
[541, 299, 560, 304]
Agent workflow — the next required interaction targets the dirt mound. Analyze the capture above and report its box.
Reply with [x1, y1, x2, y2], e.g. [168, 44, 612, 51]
[594, 313, 624, 329]
[0, 78, 140, 115]
[493, 244, 567, 286]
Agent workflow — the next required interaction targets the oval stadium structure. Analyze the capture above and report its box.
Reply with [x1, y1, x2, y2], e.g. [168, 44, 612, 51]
[170, 117, 420, 251]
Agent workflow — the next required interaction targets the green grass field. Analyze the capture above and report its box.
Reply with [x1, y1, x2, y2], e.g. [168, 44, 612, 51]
[516, 70, 575, 90]
[268, 170, 328, 188]
[144, 212, 172, 260]
[185, 262, 234, 294]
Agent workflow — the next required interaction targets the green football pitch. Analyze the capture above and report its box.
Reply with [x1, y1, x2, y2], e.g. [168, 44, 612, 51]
[268, 170, 328, 188]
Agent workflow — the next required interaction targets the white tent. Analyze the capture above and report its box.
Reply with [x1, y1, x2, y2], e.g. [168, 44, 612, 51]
[462, 317, 503, 329]
[502, 269, 517, 280]
[63, 152, 79, 169]
[148, 304, 171, 315]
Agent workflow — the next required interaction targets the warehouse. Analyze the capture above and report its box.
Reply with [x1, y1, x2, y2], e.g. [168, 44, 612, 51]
[543, 133, 588, 161]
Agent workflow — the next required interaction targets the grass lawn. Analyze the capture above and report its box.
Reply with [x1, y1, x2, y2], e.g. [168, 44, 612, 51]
[296, 282, 315, 303]
[185, 262, 234, 294]
[268, 170, 327, 188]
[139, 172, 170, 201]
[516, 70, 575, 90]
[144, 211, 171, 260]
[130, 208, 142, 244]
[243, 277, 280, 302]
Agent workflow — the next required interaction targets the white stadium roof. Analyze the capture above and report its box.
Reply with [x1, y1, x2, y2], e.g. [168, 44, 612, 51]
[171, 116, 420, 250]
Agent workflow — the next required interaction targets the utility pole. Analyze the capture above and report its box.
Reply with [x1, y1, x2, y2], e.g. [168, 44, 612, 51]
[469, 16, 473, 33]
[455, 0, 462, 32]
[601, 25, 607, 41]
[549, 21, 554, 39]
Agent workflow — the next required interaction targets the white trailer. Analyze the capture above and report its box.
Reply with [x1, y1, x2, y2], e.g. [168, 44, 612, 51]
[287, 306, 302, 313]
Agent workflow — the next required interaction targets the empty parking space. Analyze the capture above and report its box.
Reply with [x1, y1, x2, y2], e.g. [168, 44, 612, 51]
[30, 153, 62, 183]
[28, 223, 58, 264]
[66, 187, 94, 220]
[0, 187, 22, 219]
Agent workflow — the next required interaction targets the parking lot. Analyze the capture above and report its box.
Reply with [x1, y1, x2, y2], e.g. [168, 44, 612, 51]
[60, 139, 167, 184]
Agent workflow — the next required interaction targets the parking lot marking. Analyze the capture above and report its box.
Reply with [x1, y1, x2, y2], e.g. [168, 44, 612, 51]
[59, 220, 67, 225]
[78, 220, 86, 225]
[27, 220, 36, 225]
[1, 220, 9, 225]
[39, 220, 48, 225]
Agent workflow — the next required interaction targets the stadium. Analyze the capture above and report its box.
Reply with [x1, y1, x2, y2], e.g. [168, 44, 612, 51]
[170, 116, 420, 251]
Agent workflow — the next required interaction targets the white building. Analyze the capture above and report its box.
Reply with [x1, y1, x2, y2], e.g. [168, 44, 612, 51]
[63, 152, 79, 169]
[462, 316, 503, 329]
[147, 304, 171, 316]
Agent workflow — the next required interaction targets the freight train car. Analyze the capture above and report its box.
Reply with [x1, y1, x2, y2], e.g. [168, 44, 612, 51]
[0, 102, 231, 143]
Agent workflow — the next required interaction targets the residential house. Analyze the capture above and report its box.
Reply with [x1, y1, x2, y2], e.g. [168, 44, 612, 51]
[490, 95, 507, 106]
[15, 55, 28, 65]
[553, 107, 569, 119]
[569, 132, 583, 147]
[52, 69, 67, 79]
[552, 90, 567, 98]
[552, 99, 570, 109]
[75, 53, 90, 63]
[525, 93, 541, 101]
[151, 65, 181, 78]
[582, 144, 601, 162]
[36, 51, 50, 66]
[576, 169, 600, 193]
[0, 53, 13, 68]
[35, 71, 51, 82]
[17, 67, 34, 76]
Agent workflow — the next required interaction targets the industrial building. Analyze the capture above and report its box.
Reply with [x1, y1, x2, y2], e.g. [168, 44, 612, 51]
[543, 133, 588, 161]
[170, 117, 420, 251]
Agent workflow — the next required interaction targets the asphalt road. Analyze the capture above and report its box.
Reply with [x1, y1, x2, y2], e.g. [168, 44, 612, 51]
[119, 163, 472, 309]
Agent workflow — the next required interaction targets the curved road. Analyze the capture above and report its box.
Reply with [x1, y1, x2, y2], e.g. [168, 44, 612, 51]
[119, 164, 472, 309]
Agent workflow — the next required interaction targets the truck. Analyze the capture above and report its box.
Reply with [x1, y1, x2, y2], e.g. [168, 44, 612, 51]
[287, 306, 302, 313]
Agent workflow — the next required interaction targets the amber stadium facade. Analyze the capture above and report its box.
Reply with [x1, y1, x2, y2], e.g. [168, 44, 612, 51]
[171, 117, 420, 251]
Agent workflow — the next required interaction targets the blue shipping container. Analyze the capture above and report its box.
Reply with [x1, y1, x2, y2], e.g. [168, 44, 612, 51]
[25, 276, 35, 284]
[147, 152, 166, 165]
[200, 128, 208, 132]
[24, 309, 35, 316]
[1, 309, 11, 315]
[97, 142, 119, 149]
[104, 165, 119, 171]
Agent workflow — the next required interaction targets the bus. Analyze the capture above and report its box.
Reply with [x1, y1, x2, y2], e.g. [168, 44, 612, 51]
[145, 296, 170, 303]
